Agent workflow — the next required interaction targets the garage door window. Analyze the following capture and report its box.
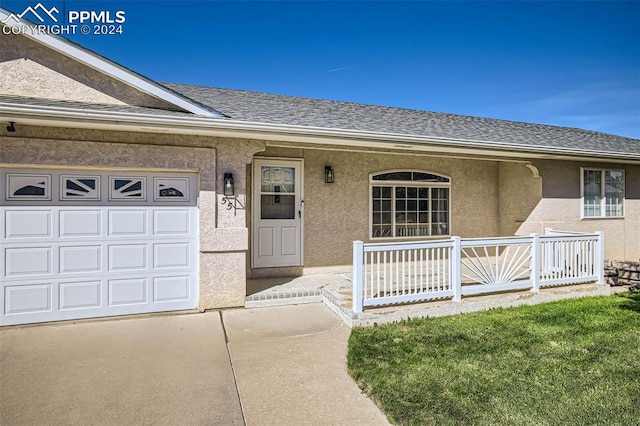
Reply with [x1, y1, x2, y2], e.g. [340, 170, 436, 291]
[7, 174, 51, 200]
[110, 177, 146, 200]
[155, 177, 189, 201]
[61, 176, 100, 200]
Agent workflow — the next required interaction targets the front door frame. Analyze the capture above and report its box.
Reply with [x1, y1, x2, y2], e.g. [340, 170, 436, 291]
[251, 158, 304, 269]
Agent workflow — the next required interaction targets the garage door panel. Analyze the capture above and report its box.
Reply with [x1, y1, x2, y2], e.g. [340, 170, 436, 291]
[154, 243, 190, 269]
[108, 278, 148, 306]
[153, 209, 191, 235]
[5, 283, 52, 314]
[108, 210, 147, 236]
[59, 210, 101, 237]
[5, 210, 51, 239]
[108, 244, 148, 271]
[5, 247, 52, 277]
[59, 245, 101, 273]
[2, 170, 198, 326]
[59, 280, 101, 310]
[154, 275, 190, 302]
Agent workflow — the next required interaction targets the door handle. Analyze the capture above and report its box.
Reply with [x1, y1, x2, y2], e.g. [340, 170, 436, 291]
[298, 199, 304, 218]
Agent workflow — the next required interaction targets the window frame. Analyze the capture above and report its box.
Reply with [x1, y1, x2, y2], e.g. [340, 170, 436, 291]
[580, 167, 625, 219]
[369, 170, 451, 240]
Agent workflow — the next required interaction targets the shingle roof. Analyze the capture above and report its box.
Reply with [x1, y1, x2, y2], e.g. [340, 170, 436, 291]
[2, 85, 638, 158]
[163, 83, 640, 156]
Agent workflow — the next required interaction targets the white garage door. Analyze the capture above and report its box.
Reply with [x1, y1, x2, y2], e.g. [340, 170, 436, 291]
[1, 169, 199, 326]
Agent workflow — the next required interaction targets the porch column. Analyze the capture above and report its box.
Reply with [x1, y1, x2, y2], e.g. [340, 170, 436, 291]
[198, 139, 265, 310]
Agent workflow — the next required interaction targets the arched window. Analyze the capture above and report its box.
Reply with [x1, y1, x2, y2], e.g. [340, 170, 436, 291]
[370, 171, 450, 238]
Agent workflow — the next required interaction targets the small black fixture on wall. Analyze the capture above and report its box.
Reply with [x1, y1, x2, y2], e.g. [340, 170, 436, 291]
[6, 122, 16, 133]
[325, 166, 335, 183]
[223, 173, 235, 197]
[221, 172, 238, 214]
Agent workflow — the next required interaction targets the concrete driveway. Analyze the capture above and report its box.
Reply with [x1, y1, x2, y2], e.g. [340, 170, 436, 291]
[0, 303, 388, 425]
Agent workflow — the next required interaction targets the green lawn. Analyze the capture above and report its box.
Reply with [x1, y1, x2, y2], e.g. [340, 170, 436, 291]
[348, 293, 640, 426]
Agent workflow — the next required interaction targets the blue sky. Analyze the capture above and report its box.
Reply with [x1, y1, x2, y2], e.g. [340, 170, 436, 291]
[2, 1, 640, 138]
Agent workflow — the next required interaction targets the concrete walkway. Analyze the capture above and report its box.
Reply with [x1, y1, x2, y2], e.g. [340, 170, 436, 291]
[223, 303, 389, 426]
[0, 304, 389, 425]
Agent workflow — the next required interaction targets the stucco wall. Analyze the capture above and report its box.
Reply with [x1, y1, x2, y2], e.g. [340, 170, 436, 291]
[0, 126, 266, 309]
[0, 33, 176, 109]
[516, 160, 640, 261]
[255, 147, 508, 271]
[253, 149, 638, 271]
[498, 162, 542, 236]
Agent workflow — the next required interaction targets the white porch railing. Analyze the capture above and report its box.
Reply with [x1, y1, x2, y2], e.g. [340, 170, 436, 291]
[352, 229, 604, 313]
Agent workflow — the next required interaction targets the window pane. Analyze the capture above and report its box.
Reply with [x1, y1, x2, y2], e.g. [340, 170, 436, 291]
[605, 171, 624, 217]
[261, 167, 295, 193]
[583, 170, 601, 217]
[412, 172, 450, 182]
[431, 188, 449, 236]
[371, 178, 450, 238]
[373, 172, 449, 182]
[261, 194, 295, 219]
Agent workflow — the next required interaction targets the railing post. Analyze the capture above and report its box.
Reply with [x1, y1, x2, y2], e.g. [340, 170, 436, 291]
[352, 240, 364, 313]
[451, 236, 462, 302]
[595, 231, 605, 285]
[530, 233, 540, 292]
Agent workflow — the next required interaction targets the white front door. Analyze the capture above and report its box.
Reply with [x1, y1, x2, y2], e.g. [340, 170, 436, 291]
[252, 159, 303, 268]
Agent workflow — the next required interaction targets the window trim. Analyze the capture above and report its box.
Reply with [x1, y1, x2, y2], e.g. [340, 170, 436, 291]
[369, 169, 451, 240]
[580, 167, 625, 219]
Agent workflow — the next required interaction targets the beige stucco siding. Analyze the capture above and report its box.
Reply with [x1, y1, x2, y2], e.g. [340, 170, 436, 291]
[498, 162, 543, 236]
[516, 161, 640, 261]
[0, 33, 175, 109]
[256, 148, 639, 270]
[257, 148, 511, 270]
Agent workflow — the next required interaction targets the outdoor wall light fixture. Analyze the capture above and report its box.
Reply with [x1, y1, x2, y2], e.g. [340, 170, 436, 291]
[6, 122, 16, 133]
[325, 166, 335, 183]
[223, 173, 235, 197]
[221, 172, 239, 214]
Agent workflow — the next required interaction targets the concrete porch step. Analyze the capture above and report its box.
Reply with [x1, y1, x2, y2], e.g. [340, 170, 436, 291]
[245, 289, 323, 308]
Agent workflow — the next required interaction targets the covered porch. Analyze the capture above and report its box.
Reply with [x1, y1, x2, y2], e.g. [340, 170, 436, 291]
[246, 229, 612, 327]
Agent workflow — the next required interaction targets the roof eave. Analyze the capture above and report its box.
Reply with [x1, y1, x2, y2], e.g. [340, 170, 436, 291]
[1, 102, 639, 164]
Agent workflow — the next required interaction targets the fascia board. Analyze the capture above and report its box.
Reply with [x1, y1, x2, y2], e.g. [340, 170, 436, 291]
[0, 9, 223, 118]
[2, 102, 639, 164]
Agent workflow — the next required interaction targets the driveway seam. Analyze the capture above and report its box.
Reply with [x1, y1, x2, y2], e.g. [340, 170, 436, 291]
[219, 310, 248, 426]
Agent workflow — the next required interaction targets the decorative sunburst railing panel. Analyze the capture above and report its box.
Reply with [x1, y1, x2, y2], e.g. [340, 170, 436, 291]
[460, 238, 533, 295]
